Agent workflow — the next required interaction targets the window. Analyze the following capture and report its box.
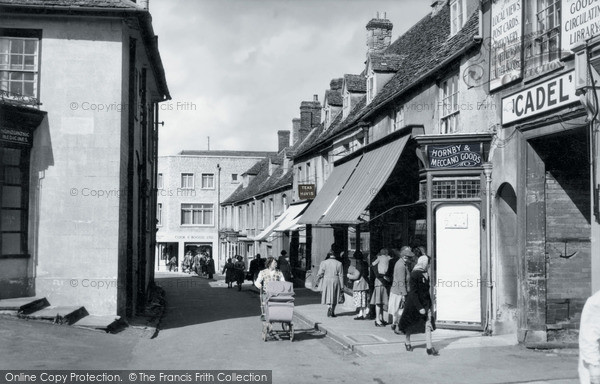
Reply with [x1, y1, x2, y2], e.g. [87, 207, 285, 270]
[343, 92, 351, 118]
[432, 178, 481, 199]
[282, 194, 288, 210]
[157, 203, 162, 226]
[450, 0, 467, 36]
[367, 74, 375, 103]
[440, 74, 460, 134]
[201, 173, 214, 189]
[306, 162, 311, 182]
[1, 147, 29, 256]
[394, 105, 405, 131]
[157, 173, 163, 189]
[0, 36, 39, 101]
[181, 173, 194, 189]
[231, 173, 238, 183]
[524, 0, 561, 79]
[181, 203, 213, 225]
[297, 166, 303, 183]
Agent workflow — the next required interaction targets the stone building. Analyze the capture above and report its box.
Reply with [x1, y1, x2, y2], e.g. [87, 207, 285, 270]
[0, 0, 169, 318]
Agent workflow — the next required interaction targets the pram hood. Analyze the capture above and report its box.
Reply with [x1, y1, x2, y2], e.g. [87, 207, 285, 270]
[264, 281, 294, 301]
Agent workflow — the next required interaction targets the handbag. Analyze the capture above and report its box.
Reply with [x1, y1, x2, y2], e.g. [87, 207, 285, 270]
[338, 291, 345, 304]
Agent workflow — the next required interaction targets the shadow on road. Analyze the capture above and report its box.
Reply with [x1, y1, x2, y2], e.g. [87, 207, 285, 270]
[154, 273, 321, 334]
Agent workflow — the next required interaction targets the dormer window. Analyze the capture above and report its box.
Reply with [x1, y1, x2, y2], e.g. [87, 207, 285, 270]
[450, 0, 467, 36]
[367, 73, 375, 104]
[343, 92, 351, 118]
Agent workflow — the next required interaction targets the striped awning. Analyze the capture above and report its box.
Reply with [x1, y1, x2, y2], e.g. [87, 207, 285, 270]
[319, 135, 409, 224]
[274, 202, 309, 232]
[297, 156, 361, 225]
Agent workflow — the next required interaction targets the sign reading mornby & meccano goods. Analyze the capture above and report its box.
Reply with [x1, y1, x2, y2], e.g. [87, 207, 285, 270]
[490, 0, 522, 90]
[562, 0, 600, 51]
[428, 144, 482, 168]
[501, 71, 577, 125]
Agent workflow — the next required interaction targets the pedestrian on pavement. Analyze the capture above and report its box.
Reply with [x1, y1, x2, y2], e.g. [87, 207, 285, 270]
[182, 251, 193, 274]
[388, 246, 415, 334]
[206, 254, 215, 280]
[168, 255, 177, 272]
[222, 258, 234, 288]
[249, 254, 262, 284]
[192, 252, 201, 275]
[315, 252, 344, 318]
[278, 250, 293, 282]
[399, 255, 438, 356]
[579, 289, 600, 384]
[347, 250, 369, 320]
[254, 256, 286, 290]
[371, 248, 392, 327]
[233, 255, 246, 291]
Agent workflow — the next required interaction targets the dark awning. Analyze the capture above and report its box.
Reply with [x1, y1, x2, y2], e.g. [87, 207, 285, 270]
[0, 101, 46, 147]
[297, 156, 361, 225]
[319, 135, 409, 224]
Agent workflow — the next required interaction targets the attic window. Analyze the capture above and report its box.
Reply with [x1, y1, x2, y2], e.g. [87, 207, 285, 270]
[450, 0, 467, 37]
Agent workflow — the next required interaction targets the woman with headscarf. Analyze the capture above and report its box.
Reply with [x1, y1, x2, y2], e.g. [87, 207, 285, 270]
[370, 248, 392, 327]
[315, 252, 344, 318]
[398, 254, 438, 356]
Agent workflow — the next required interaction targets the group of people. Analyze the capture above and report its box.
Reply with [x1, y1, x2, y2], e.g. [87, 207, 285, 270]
[181, 251, 215, 279]
[315, 245, 439, 356]
[221, 251, 293, 291]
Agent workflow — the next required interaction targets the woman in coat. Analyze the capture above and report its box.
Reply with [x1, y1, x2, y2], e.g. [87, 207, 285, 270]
[347, 250, 369, 320]
[315, 252, 344, 318]
[222, 258, 235, 288]
[371, 248, 392, 327]
[398, 255, 438, 356]
[233, 255, 246, 291]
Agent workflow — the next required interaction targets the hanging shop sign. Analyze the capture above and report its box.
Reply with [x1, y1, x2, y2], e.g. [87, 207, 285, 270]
[501, 71, 577, 125]
[298, 184, 316, 200]
[0, 126, 33, 147]
[561, 0, 600, 52]
[428, 144, 483, 168]
[490, 0, 522, 90]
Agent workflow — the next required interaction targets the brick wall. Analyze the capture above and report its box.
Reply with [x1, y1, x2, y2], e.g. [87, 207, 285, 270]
[545, 170, 591, 326]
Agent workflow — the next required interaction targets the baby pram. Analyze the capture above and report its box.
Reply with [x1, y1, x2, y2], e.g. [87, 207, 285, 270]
[260, 280, 294, 342]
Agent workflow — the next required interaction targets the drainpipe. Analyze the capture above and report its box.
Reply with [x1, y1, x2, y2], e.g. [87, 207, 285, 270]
[483, 162, 494, 335]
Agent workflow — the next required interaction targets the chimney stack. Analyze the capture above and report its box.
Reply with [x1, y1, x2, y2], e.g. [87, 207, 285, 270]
[292, 118, 301, 145]
[366, 12, 393, 56]
[277, 130, 291, 153]
[299, 96, 321, 143]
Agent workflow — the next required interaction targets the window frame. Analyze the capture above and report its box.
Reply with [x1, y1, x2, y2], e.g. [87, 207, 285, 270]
[439, 73, 460, 134]
[180, 203, 214, 226]
[181, 173, 194, 189]
[450, 0, 467, 37]
[201, 173, 215, 189]
[0, 33, 41, 103]
[157, 173, 163, 189]
[157, 203, 163, 226]
[523, 0, 562, 79]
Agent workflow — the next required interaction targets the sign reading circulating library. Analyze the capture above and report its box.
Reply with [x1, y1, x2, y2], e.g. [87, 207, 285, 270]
[561, 0, 600, 52]
[0, 126, 32, 147]
[490, 0, 522, 90]
[428, 144, 482, 168]
[298, 184, 315, 200]
[501, 71, 577, 124]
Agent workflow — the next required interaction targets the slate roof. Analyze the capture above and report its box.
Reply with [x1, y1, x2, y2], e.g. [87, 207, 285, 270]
[369, 52, 406, 73]
[294, 4, 480, 160]
[0, 0, 138, 8]
[344, 74, 366, 93]
[325, 89, 343, 107]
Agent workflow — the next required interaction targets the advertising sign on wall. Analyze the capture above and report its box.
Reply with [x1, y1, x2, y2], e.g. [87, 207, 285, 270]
[501, 71, 578, 124]
[490, 0, 522, 90]
[0, 126, 32, 146]
[428, 144, 483, 168]
[298, 184, 316, 200]
[561, 0, 600, 52]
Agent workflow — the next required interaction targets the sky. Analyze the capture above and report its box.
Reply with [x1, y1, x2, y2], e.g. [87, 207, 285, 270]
[150, 0, 431, 156]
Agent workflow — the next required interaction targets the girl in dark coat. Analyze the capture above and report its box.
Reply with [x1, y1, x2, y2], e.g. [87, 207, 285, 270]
[398, 255, 438, 356]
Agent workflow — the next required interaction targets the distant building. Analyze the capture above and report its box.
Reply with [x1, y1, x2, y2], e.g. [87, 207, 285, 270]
[156, 150, 274, 272]
[0, 0, 170, 317]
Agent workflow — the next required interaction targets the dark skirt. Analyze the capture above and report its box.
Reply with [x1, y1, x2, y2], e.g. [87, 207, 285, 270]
[398, 293, 436, 334]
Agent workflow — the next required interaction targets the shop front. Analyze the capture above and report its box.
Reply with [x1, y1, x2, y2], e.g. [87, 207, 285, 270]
[156, 231, 217, 272]
[415, 134, 493, 330]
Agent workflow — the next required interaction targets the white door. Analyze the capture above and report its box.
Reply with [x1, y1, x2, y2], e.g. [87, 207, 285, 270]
[435, 204, 482, 324]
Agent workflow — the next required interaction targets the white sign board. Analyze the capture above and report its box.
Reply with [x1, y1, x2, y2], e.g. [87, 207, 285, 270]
[501, 71, 578, 125]
[561, 0, 600, 52]
[490, 0, 522, 90]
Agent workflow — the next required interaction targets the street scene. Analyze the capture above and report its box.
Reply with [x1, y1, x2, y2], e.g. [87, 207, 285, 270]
[1, 0, 600, 383]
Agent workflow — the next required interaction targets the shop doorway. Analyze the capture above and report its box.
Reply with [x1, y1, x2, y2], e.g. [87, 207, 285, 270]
[157, 242, 178, 271]
[435, 204, 482, 325]
[494, 182, 518, 334]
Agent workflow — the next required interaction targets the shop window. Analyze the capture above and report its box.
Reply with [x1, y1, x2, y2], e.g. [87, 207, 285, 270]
[440, 73, 460, 134]
[450, 0, 467, 37]
[181, 203, 213, 225]
[524, 0, 561, 79]
[181, 173, 194, 189]
[1, 147, 29, 256]
[0, 36, 39, 102]
[201, 173, 214, 189]
[432, 178, 480, 199]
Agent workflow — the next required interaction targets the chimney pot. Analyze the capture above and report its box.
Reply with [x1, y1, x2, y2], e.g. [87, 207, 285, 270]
[313, 94, 318, 102]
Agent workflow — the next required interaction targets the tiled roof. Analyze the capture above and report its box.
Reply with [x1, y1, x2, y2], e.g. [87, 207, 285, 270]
[293, 123, 326, 158]
[177, 150, 276, 158]
[325, 89, 343, 107]
[330, 78, 343, 91]
[369, 52, 405, 73]
[344, 74, 366, 93]
[0, 0, 138, 9]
